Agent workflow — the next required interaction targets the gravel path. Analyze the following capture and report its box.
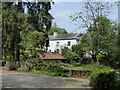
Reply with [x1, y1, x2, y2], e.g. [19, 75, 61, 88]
[1, 67, 91, 89]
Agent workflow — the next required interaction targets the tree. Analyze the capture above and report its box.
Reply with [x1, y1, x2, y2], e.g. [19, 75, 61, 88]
[26, 1, 53, 49]
[61, 46, 79, 63]
[2, 1, 53, 62]
[81, 16, 116, 64]
[100, 25, 120, 67]
[2, 2, 26, 61]
[70, 2, 114, 64]
[72, 44, 84, 62]
[27, 31, 46, 51]
[48, 23, 68, 35]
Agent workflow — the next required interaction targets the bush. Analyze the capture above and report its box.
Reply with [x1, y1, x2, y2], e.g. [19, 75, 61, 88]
[89, 71, 117, 90]
[82, 57, 92, 64]
[47, 63, 63, 73]
[61, 46, 79, 63]
[114, 80, 120, 90]
[70, 60, 76, 66]
[47, 63, 70, 77]
[62, 73, 70, 77]
[19, 58, 70, 77]
[25, 57, 44, 70]
[9, 66, 18, 70]
[17, 67, 28, 72]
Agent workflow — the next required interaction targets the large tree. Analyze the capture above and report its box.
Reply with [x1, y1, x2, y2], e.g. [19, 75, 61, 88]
[26, 1, 53, 49]
[2, 1, 53, 61]
[2, 2, 26, 61]
[80, 16, 116, 64]
[70, 2, 115, 64]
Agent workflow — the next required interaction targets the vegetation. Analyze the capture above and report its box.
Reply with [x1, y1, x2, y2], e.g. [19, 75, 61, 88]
[89, 71, 117, 90]
[69, 2, 120, 67]
[1, 1, 119, 89]
[73, 64, 112, 72]
[61, 46, 79, 63]
[17, 58, 70, 77]
[48, 23, 68, 35]
[2, 1, 53, 62]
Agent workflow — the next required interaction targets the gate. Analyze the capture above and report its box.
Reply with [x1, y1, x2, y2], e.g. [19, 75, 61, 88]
[71, 70, 91, 78]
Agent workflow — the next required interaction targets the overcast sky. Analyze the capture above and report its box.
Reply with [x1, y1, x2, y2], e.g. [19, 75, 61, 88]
[50, 2, 118, 33]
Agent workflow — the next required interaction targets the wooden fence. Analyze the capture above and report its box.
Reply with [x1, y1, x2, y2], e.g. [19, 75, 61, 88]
[70, 70, 92, 78]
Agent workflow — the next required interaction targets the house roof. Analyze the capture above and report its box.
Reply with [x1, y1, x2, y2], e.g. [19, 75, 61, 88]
[49, 33, 82, 40]
[36, 51, 66, 60]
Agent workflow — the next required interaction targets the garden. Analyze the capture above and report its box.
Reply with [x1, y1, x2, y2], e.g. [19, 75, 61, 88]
[2, 1, 120, 90]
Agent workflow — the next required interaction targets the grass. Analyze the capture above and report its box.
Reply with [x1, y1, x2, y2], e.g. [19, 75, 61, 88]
[73, 64, 113, 72]
[59, 63, 74, 67]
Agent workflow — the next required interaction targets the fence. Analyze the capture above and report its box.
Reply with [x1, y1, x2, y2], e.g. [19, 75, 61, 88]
[70, 70, 91, 78]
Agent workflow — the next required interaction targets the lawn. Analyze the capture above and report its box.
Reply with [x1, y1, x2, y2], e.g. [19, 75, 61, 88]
[73, 64, 113, 72]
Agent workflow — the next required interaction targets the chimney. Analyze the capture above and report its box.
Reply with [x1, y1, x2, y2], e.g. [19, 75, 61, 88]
[54, 32, 57, 36]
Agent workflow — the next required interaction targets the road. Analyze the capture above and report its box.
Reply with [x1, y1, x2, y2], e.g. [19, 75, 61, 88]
[1, 67, 91, 89]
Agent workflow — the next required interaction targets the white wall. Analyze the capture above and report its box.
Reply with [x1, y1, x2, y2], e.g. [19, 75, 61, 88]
[48, 39, 78, 53]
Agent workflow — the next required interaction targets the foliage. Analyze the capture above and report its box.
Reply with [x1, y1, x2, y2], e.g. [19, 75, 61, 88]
[26, 2, 53, 48]
[19, 58, 70, 77]
[89, 71, 117, 90]
[59, 63, 74, 67]
[61, 46, 79, 63]
[115, 80, 120, 90]
[48, 22, 68, 35]
[25, 57, 44, 71]
[2, 2, 26, 61]
[17, 67, 28, 72]
[28, 31, 46, 50]
[2, 1, 53, 61]
[70, 2, 119, 65]
[9, 66, 19, 70]
[81, 57, 92, 64]
[72, 44, 84, 58]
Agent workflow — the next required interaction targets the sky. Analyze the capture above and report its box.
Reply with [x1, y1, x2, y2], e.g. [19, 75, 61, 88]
[50, 2, 118, 33]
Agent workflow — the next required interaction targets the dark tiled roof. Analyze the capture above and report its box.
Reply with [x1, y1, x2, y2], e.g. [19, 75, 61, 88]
[36, 51, 66, 60]
[49, 33, 82, 40]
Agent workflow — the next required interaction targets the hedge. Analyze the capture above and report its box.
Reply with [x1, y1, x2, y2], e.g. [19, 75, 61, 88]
[89, 71, 117, 90]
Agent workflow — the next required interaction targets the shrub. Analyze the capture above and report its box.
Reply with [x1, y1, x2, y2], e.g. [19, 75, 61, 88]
[62, 73, 70, 77]
[47, 63, 70, 77]
[89, 71, 117, 90]
[25, 57, 44, 70]
[82, 57, 92, 64]
[19, 58, 70, 77]
[114, 80, 120, 90]
[47, 63, 63, 73]
[17, 67, 28, 72]
[61, 46, 79, 63]
[9, 66, 18, 70]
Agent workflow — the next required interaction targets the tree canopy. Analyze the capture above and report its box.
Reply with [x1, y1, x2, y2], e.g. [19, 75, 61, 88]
[2, 1, 53, 61]
[48, 23, 68, 35]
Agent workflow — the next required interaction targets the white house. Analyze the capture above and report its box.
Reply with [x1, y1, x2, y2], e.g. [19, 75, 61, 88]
[47, 32, 82, 53]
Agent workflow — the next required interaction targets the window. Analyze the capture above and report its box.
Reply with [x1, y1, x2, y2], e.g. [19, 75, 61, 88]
[68, 41, 71, 46]
[56, 42, 59, 47]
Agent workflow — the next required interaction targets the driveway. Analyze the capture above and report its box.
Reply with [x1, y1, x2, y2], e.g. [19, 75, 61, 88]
[1, 67, 91, 89]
